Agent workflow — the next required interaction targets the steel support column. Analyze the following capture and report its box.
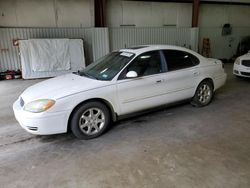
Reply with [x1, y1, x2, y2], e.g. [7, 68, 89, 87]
[192, 0, 200, 27]
[94, 0, 106, 27]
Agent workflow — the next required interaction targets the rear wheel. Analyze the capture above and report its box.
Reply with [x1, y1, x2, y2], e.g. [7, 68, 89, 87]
[70, 101, 110, 139]
[191, 80, 214, 107]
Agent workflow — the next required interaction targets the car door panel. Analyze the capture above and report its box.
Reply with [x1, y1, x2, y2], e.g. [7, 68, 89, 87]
[116, 74, 166, 115]
[162, 50, 200, 102]
[116, 50, 167, 115]
[162, 67, 199, 103]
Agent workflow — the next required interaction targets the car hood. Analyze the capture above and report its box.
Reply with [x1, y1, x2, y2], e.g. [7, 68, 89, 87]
[21, 73, 110, 103]
[238, 52, 250, 60]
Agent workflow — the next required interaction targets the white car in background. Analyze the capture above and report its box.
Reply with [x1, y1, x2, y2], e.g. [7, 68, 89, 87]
[233, 51, 250, 77]
[13, 45, 227, 139]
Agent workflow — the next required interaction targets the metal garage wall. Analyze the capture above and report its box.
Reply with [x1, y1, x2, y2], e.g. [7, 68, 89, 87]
[190, 28, 199, 52]
[0, 27, 109, 71]
[91, 28, 110, 61]
[199, 27, 250, 59]
[109, 27, 197, 52]
[0, 27, 199, 72]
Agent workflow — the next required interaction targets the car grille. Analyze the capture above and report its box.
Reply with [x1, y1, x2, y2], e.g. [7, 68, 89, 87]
[242, 60, 250, 67]
[20, 97, 24, 107]
[241, 72, 250, 76]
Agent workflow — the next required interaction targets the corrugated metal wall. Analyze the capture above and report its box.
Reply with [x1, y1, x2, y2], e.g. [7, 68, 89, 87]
[109, 27, 194, 51]
[199, 27, 250, 59]
[1, 26, 250, 71]
[92, 28, 110, 61]
[190, 28, 199, 52]
[0, 27, 109, 71]
[0, 27, 198, 72]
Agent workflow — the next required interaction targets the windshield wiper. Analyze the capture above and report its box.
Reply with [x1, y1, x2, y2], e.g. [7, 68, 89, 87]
[72, 71, 80, 75]
[80, 71, 99, 80]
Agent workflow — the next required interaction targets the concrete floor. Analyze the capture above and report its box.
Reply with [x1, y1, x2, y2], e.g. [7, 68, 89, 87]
[0, 64, 250, 188]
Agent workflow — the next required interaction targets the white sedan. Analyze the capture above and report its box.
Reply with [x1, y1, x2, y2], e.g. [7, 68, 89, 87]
[233, 51, 250, 77]
[13, 45, 227, 139]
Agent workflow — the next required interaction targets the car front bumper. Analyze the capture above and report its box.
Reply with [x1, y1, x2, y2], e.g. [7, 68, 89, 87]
[233, 64, 250, 77]
[13, 99, 70, 135]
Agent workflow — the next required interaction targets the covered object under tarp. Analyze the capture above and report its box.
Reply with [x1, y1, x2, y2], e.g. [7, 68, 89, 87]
[19, 38, 86, 79]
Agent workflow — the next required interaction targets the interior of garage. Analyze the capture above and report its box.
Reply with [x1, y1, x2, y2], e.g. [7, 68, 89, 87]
[0, 0, 250, 187]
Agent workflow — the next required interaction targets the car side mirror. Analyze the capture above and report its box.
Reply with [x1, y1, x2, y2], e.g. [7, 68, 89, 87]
[126, 71, 138, 78]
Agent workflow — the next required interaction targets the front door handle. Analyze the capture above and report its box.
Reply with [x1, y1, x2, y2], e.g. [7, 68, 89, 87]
[156, 80, 163, 84]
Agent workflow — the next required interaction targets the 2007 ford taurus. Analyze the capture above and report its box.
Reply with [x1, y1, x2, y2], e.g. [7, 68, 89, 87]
[13, 45, 227, 139]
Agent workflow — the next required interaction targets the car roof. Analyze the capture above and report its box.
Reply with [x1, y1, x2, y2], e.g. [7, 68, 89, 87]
[119, 45, 190, 54]
[119, 45, 204, 59]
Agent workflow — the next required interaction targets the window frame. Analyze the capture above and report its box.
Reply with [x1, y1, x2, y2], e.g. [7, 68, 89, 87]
[162, 49, 200, 72]
[118, 50, 167, 80]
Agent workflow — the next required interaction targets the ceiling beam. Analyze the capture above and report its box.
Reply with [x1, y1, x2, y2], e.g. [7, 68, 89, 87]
[126, 0, 250, 6]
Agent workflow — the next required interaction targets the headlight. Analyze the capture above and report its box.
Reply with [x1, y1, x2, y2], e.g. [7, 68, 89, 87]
[235, 58, 241, 65]
[24, 99, 55, 113]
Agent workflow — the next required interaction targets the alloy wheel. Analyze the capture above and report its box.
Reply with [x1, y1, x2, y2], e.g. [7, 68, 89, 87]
[78, 108, 105, 135]
[197, 84, 212, 104]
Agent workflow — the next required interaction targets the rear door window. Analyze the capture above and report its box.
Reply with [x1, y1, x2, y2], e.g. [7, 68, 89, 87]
[163, 50, 199, 71]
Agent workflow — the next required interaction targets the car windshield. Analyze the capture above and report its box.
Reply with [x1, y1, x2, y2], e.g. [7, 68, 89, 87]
[79, 51, 135, 81]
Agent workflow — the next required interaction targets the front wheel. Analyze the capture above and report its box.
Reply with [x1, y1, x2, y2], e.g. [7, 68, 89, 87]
[70, 101, 110, 139]
[191, 80, 214, 107]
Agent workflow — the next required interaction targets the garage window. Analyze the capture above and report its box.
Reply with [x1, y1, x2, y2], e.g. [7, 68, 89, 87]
[163, 50, 199, 71]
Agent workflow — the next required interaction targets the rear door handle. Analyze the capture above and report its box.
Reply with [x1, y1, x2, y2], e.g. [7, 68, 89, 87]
[194, 72, 199, 76]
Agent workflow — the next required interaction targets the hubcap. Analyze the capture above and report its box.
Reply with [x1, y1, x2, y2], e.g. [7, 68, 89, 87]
[79, 108, 105, 135]
[197, 84, 212, 104]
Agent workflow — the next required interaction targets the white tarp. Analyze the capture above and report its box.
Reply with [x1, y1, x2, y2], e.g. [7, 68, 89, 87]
[19, 39, 85, 79]
[29, 39, 70, 72]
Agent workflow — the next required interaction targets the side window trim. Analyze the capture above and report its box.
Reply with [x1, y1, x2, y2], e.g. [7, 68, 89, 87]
[159, 50, 168, 72]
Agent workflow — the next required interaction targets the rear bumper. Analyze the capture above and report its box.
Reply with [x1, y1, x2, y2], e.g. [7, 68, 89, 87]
[13, 99, 69, 135]
[214, 73, 227, 90]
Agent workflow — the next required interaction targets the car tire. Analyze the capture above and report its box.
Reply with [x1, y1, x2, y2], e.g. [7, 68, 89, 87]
[70, 101, 110, 139]
[191, 80, 214, 107]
